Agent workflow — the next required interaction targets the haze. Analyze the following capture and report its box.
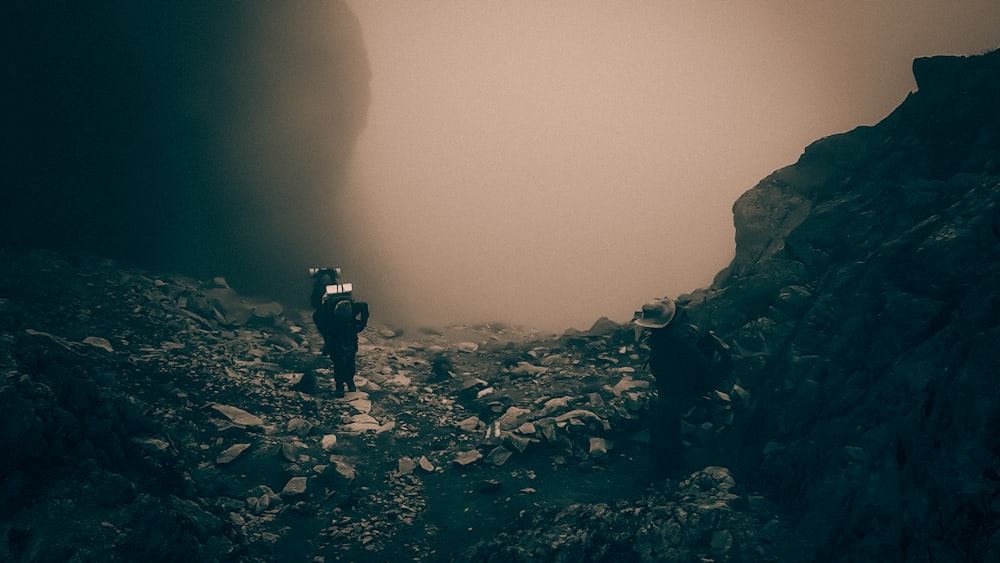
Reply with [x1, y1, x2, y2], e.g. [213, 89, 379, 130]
[3, 2, 998, 334]
[337, 0, 999, 332]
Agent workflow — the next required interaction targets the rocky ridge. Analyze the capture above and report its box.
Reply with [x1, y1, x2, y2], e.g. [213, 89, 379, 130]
[681, 50, 1000, 561]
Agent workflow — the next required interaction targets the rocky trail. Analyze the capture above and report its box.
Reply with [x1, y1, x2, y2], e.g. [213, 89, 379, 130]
[1, 249, 798, 562]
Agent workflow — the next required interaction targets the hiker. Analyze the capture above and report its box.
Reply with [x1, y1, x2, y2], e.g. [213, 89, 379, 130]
[633, 296, 711, 480]
[311, 268, 369, 398]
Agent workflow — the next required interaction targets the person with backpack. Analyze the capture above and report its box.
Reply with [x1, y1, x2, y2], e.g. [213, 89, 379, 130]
[634, 296, 726, 480]
[311, 268, 369, 398]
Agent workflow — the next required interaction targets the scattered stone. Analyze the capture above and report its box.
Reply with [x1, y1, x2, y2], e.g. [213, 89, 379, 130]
[588, 437, 609, 458]
[418, 456, 436, 473]
[288, 417, 313, 437]
[321, 434, 338, 451]
[349, 413, 378, 425]
[554, 409, 609, 431]
[82, 336, 114, 352]
[209, 403, 264, 428]
[349, 398, 372, 414]
[535, 418, 558, 442]
[516, 422, 536, 435]
[342, 420, 382, 435]
[247, 485, 281, 515]
[730, 384, 750, 408]
[323, 458, 357, 487]
[453, 449, 483, 467]
[387, 373, 412, 387]
[460, 378, 488, 394]
[397, 457, 418, 476]
[536, 396, 572, 417]
[281, 476, 309, 497]
[502, 433, 533, 454]
[485, 446, 513, 466]
[496, 406, 531, 430]
[269, 333, 299, 349]
[506, 361, 547, 377]
[132, 437, 171, 453]
[611, 376, 649, 396]
[539, 354, 567, 366]
[216, 443, 251, 465]
[458, 416, 483, 432]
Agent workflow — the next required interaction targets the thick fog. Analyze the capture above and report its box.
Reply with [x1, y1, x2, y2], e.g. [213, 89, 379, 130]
[3, 1, 998, 333]
[339, 0, 1000, 331]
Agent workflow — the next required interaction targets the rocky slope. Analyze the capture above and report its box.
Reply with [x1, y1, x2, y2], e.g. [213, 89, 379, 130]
[0, 249, 799, 562]
[682, 50, 1000, 561]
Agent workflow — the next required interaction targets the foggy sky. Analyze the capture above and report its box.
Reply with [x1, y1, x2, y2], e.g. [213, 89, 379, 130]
[335, 0, 999, 332]
[3, 2, 998, 334]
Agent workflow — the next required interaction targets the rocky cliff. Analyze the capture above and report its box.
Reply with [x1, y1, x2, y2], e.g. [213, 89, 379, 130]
[683, 50, 1000, 561]
[2, 1, 371, 301]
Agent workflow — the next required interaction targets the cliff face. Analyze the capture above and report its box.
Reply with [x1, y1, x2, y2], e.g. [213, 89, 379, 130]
[687, 50, 1000, 560]
[2, 2, 371, 300]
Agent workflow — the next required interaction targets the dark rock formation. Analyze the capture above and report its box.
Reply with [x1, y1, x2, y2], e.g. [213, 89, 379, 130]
[682, 50, 1000, 561]
[453, 467, 808, 563]
[1, 1, 371, 304]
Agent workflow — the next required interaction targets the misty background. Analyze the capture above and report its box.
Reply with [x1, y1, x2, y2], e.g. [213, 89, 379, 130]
[3, 2, 999, 332]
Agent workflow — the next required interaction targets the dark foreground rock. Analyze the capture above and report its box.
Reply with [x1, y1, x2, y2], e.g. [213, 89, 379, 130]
[451, 466, 807, 563]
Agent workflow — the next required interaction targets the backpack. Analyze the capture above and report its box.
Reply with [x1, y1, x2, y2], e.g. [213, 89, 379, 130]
[689, 323, 733, 390]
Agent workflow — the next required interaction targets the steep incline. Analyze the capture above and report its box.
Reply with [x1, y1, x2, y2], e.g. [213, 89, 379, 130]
[685, 50, 1000, 561]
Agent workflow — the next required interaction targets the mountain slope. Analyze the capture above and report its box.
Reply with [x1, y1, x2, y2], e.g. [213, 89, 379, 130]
[685, 50, 1000, 561]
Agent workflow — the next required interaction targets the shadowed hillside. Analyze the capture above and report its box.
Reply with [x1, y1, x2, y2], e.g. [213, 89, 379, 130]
[682, 50, 1000, 561]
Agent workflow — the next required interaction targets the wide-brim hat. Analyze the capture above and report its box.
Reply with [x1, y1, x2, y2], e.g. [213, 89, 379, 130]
[633, 298, 676, 328]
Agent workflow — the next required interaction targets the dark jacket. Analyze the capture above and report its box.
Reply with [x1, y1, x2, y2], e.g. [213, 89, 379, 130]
[645, 309, 712, 406]
[313, 299, 369, 355]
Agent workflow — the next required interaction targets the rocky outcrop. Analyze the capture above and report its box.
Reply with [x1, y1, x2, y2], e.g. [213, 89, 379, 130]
[682, 50, 1000, 561]
[1, 1, 371, 302]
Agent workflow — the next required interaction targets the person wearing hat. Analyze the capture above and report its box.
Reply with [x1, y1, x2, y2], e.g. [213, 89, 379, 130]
[634, 297, 711, 480]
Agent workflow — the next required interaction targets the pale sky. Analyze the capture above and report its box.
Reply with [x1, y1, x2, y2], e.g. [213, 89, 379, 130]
[337, 0, 1000, 332]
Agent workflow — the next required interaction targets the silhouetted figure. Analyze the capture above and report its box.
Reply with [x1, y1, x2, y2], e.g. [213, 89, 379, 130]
[311, 269, 369, 398]
[634, 297, 711, 480]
